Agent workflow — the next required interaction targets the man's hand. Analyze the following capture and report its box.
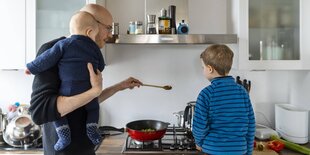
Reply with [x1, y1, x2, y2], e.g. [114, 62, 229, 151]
[117, 77, 142, 91]
[25, 68, 31, 75]
[87, 63, 103, 97]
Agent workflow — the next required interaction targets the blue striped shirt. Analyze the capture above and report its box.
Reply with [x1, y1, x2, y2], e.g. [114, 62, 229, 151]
[192, 76, 255, 155]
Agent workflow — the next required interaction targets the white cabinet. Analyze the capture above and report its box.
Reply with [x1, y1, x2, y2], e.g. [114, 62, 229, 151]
[0, 0, 89, 69]
[0, 0, 35, 69]
[36, 0, 87, 51]
[236, 0, 310, 70]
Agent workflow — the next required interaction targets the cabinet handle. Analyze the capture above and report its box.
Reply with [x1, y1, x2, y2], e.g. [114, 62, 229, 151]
[259, 41, 263, 60]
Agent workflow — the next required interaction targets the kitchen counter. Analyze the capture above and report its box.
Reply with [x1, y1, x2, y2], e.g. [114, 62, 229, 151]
[96, 134, 310, 155]
[0, 134, 309, 154]
[0, 149, 43, 154]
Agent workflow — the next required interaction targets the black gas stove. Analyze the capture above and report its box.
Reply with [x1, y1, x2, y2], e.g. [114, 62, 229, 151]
[122, 126, 203, 154]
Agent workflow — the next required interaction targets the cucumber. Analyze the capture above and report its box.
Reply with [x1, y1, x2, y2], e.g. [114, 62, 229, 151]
[270, 135, 310, 155]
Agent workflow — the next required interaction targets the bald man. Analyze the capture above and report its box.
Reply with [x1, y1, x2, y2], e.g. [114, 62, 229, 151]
[29, 4, 142, 155]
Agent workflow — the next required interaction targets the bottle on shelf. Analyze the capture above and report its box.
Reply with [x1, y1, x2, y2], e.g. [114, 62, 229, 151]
[177, 20, 189, 34]
[158, 8, 171, 34]
[168, 5, 176, 34]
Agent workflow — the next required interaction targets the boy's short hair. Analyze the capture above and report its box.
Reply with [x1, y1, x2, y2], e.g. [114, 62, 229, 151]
[200, 44, 234, 76]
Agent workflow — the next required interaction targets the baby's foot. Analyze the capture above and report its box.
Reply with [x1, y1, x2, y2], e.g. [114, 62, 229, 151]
[54, 125, 71, 151]
[86, 123, 102, 145]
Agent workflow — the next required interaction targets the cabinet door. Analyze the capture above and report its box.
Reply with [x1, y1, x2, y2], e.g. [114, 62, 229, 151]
[0, 0, 26, 69]
[238, 0, 310, 70]
[36, 0, 86, 50]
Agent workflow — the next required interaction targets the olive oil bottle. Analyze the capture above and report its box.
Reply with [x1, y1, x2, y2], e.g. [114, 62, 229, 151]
[158, 8, 171, 34]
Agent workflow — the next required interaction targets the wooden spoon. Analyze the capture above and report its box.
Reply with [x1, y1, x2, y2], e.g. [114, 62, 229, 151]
[143, 84, 172, 90]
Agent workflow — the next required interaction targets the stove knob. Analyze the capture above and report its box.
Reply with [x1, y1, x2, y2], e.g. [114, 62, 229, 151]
[170, 144, 176, 150]
[178, 145, 185, 150]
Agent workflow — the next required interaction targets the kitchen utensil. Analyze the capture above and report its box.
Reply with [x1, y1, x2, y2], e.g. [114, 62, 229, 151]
[168, 5, 176, 34]
[173, 111, 184, 128]
[0, 108, 5, 145]
[236, 76, 251, 92]
[142, 84, 172, 90]
[98, 126, 125, 136]
[3, 106, 41, 147]
[146, 14, 156, 34]
[126, 120, 169, 141]
[183, 101, 196, 130]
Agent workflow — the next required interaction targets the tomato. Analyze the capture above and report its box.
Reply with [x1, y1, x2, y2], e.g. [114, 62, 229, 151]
[267, 140, 285, 152]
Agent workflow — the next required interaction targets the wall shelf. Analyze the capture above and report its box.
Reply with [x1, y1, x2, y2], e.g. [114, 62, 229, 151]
[106, 34, 238, 45]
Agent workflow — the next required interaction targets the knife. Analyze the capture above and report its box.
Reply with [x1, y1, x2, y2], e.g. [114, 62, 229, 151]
[243, 79, 248, 92]
[248, 80, 251, 92]
[236, 76, 242, 85]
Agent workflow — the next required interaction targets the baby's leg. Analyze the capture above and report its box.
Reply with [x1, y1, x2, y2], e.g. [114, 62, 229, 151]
[53, 117, 71, 151]
[85, 100, 101, 145]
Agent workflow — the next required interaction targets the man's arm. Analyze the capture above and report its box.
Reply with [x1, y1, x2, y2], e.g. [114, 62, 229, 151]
[98, 77, 142, 103]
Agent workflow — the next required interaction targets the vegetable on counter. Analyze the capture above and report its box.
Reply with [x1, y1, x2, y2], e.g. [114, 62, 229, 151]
[270, 135, 310, 155]
[267, 140, 284, 152]
[257, 142, 265, 151]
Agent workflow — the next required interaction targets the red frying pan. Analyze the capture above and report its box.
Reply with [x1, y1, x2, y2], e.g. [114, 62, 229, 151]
[126, 120, 170, 141]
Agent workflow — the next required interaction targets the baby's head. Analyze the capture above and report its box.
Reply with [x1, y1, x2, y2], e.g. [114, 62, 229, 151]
[200, 44, 234, 79]
[69, 11, 99, 42]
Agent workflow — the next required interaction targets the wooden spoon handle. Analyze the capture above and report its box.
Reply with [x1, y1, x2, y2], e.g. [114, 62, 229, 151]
[142, 84, 164, 88]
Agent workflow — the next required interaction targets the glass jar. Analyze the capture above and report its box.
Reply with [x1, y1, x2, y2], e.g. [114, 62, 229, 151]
[135, 21, 143, 34]
[128, 21, 135, 34]
[112, 22, 119, 35]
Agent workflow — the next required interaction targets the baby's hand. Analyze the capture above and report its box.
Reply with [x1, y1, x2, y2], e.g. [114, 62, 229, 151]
[25, 68, 31, 75]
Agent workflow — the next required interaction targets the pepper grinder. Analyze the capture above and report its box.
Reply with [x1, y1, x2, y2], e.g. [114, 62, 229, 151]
[168, 5, 176, 34]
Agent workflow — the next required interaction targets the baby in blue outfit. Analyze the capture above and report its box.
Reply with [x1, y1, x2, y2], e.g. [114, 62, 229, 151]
[26, 11, 105, 151]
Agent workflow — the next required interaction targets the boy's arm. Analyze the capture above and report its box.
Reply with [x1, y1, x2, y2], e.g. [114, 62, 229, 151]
[26, 43, 63, 74]
[246, 98, 256, 155]
[192, 89, 210, 148]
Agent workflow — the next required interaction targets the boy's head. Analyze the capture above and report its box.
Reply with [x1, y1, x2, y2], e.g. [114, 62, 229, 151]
[200, 44, 234, 80]
[69, 11, 99, 42]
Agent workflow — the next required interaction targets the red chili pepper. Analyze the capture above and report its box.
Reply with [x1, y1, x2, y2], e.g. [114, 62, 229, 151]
[267, 140, 285, 152]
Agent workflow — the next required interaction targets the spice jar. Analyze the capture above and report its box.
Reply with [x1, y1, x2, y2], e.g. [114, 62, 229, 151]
[135, 21, 143, 34]
[112, 22, 119, 35]
[128, 21, 135, 34]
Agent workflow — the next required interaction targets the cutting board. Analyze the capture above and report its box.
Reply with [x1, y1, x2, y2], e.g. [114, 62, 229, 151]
[253, 142, 278, 155]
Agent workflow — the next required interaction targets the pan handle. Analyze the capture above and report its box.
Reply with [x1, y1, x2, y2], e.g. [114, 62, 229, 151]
[98, 126, 125, 133]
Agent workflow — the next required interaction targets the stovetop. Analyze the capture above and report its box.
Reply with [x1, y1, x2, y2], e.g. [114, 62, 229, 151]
[0, 143, 43, 151]
[0, 137, 43, 151]
[122, 126, 202, 154]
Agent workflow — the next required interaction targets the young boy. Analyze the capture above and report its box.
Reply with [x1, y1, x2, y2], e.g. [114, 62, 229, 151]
[26, 11, 104, 151]
[192, 45, 255, 155]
